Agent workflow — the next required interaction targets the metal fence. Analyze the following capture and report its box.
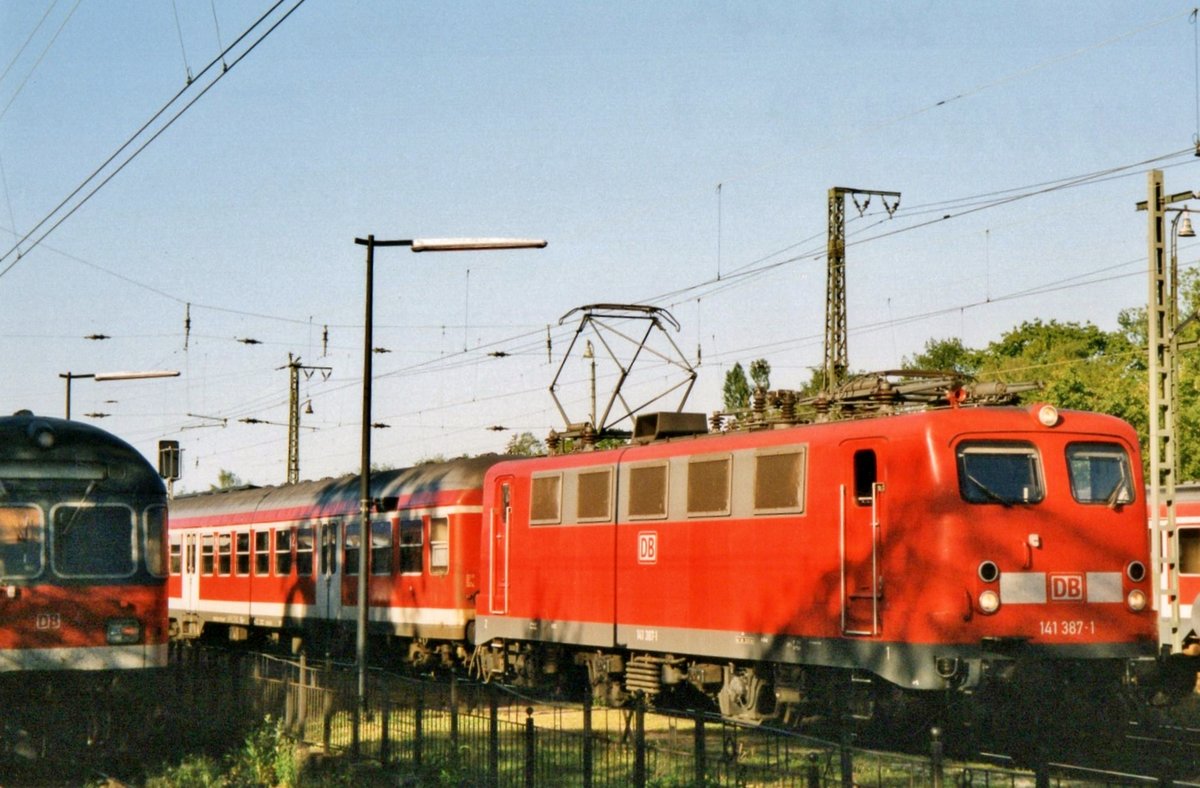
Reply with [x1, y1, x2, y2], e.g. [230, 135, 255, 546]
[168, 645, 1196, 787]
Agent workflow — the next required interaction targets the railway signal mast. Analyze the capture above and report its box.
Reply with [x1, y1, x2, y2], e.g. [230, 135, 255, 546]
[1137, 171, 1198, 653]
[823, 187, 901, 394]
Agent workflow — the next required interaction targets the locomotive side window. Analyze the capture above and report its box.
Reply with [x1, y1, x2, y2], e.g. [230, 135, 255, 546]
[1066, 443, 1135, 505]
[53, 504, 134, 577]
[201, 534, 215, 575]
[371, 520, 392, 575]
[254, 530, 270, 576]
[628, 462, 668, 520]
[145, 505, 167, 577]
[531, 474, 562, 525]
[217, 532, 232, 575]
[430, 516, 449, 575]
[275, 528, 293, 575]
[755, 448, 807, 514]
[296, 526, 314, 575]
[688, 455, 731, 517]
[1180, 528, 1200, 575]
[578, 468, 614, 522]
[344, 523, 361, 575]
[957, 441, 1044, 505]
[400, 520, 423, 574]
[0, 505, 43, 577]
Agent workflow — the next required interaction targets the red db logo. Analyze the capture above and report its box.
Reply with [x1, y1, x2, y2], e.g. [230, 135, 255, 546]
[1049, 573, 1085, 601]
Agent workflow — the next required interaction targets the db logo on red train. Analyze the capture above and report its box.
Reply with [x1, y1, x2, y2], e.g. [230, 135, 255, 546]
[1049, 573, 1085, 602]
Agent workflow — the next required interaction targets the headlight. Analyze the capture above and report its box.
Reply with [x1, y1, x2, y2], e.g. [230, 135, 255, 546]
[106, 618, 142, 645]
[1033, 403, 1060, 427]
[1126, 589, 1147, 612]
[978, 590, 1000, 614]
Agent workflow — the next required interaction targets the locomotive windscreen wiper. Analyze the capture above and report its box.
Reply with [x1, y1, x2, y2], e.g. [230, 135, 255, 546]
[966, 473, 1013, 507]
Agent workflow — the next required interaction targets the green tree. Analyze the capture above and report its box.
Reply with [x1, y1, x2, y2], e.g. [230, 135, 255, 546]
[902, 337, 981, 376]
[211, 469, 243, 490]
[749, 358, 771, 391]
[505, 431, 545, 456]
[723, 362, 751, 411]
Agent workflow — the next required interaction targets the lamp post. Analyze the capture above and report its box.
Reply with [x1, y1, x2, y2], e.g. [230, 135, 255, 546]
[351, 234, 545, 737]
[60, 369, 180, 420]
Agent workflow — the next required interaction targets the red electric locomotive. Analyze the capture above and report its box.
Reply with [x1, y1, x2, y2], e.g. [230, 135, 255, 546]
[168, 456, 498, 666]
[0, 413, 168, 733]
[471, 401, 1157, 724]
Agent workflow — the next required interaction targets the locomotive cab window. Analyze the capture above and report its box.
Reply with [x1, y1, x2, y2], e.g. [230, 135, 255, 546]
[0, 505, 43, 578]
[957, 441, 1044, 505]
[1066, 442, 1135, 506]
[52, 504, 134, 577]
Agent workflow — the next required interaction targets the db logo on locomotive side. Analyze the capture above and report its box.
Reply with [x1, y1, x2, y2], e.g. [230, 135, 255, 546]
[1049, 573, 1085, 602]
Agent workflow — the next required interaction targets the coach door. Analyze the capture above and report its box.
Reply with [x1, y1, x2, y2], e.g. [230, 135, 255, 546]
[841, 440, 886, 636]
[315, 520, 342, 624]
[488, 477, 512, 614]
[181, 532, 200, 612]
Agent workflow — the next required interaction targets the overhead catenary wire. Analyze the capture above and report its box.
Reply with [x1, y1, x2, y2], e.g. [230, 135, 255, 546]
[0, 0, 308, 280]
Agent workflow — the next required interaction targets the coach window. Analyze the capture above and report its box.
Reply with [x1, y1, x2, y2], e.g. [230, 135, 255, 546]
[53, 504, 134, 577]
[217, 533, 232, 575]
[201, 534, 215, 575]
[169, 534, 182, 575]
[255, 530, 271, 576]
[344, 523, 361, 576]
[145, 505, 167, 577]
[1181, 528, 1200, 574]
[687, 455, 731, 517]
[235, 532, 251, 576]
[371, 520, 392, 576]
[430, 517, 449, 575]
[629, 462, 668, 520]
[400, 520, 423, 574]
[578, 468, 614, 522]
[275, 528, 293, 575]
[0, 505, 43, 578]
[957, 441, 1044, 505]
[296, 526, 314, 576]
[755, 448, 807, 514]
[1066, 443, 1134, 506]
[531, 474, 562, 525]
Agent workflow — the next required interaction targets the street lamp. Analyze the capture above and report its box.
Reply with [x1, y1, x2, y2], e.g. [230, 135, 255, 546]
[351, 234, 545, 733]
[60, 369, 180, 420]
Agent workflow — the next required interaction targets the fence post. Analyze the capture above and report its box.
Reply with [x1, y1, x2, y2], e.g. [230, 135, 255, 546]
[807, 752, 821, 788]
[414, 690, 424, 772]
[582, 690, 593, 788]
[634, 694, 647, 787]
[525, 707, 536, 788]
[450, 672, 459, 753]
[692, 708, 706, 787]
[839, 729, 854, 786]
[297, 652, 308, 736]
[322, 688, 334, 755]
[489, 688, 500, 788]
[380, 694, 390, 765]
[930, 726, 943, 788]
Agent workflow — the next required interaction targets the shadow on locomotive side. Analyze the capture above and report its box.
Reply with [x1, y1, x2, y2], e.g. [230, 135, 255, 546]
[168, 387, 1157, 739]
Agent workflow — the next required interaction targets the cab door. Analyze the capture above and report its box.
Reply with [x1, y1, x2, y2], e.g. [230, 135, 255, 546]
[841, 440, 886, 636]
[488, 477, 512, 614]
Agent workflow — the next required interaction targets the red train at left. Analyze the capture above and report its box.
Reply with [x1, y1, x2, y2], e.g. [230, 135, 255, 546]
[0, 412, 169, 739]
[168, 391, 1157, 728]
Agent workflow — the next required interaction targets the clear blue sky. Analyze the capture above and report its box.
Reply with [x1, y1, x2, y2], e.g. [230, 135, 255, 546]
[1, 1, 1197, 489]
